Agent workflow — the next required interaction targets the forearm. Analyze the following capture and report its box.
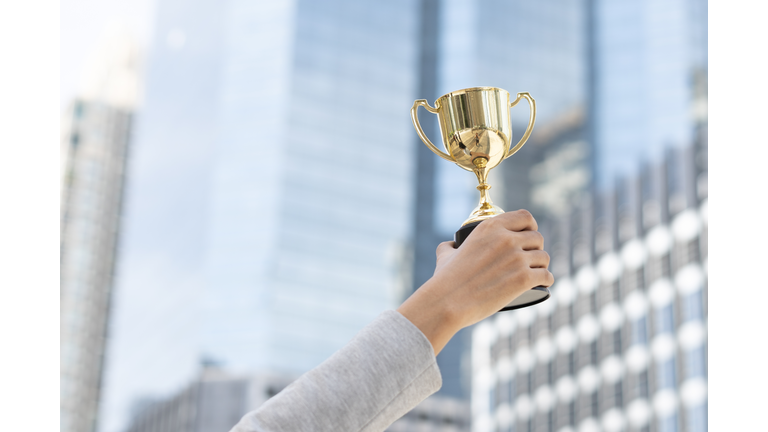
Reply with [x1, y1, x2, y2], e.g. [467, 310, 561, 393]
[229, 310, 442, 432]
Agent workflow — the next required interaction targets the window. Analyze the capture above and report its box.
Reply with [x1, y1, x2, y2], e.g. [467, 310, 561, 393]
[657, 357, 677, 390]
[683, 290, 704, 322]
[659, 412, 679, 432]
[497, 378, 515, 406]
[591, 391, 599, 417]
[636, 370, 649, 398]
[632, 315, 649, 345]
[613, 328, 622, 354]
[686, 403, 707, 432]
[547, 361, 554, 383]
[547, 411, 554, 432]
[508, 378, 516, 405]
[685, 346, 706, 379]
[655, 304, 675, 334]
[488, 387, 495, 413]
[526, 371, 533, 394]
[614, 381, 624, 407]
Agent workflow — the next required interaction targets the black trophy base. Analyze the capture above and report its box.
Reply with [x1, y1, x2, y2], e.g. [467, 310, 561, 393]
[454, 220, 551, 312]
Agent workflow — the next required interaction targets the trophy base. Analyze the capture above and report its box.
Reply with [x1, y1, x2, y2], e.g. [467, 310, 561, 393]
[454, 220, 551, 312]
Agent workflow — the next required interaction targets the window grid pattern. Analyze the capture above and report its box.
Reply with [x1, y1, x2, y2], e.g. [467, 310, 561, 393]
[473, 139, 707, 432]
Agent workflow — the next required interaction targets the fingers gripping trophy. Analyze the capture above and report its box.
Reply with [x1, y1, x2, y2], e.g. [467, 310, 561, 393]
[411, 87, 550, 311]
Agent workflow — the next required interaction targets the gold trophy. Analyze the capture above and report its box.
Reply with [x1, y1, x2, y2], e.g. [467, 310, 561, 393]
[411, 86, 550, 311]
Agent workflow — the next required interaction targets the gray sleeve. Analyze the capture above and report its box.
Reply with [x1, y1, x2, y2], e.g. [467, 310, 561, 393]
[229, 310, 442, 432]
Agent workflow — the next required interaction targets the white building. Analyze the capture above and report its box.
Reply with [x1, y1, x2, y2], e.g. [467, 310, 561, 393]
[60, 33, 141, 432]
[472, 135, 708, 432]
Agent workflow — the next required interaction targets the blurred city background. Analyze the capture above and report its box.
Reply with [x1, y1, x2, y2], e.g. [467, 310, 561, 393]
[60, 1, 707, 432]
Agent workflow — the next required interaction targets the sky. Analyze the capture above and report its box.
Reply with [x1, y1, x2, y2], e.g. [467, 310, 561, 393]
[60, 0, 155, 110]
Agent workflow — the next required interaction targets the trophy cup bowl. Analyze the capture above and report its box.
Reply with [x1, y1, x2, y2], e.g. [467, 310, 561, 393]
[411, 86, 550, 311]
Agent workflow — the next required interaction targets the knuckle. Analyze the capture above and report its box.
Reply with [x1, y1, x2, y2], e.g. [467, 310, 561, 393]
[516, 209, 533, 219]
[517, 209, 538, 230]
[503, 234, 518, 249]
[508, 250, 525, 266]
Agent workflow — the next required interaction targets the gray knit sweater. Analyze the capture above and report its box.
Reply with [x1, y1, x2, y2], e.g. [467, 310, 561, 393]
[229, 310, 443, 432]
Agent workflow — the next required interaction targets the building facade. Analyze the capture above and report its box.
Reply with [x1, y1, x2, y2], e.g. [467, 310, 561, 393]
[61, 99, 134, 432]
[123, 368, 295, 432]
[471, 132, 708, 432]
[99, 1, 430, 431]
[407, 0, 593, 403]
[123, 367, 469, 432]
[60, 34, 140, 432]
[589, 0, 708, 188]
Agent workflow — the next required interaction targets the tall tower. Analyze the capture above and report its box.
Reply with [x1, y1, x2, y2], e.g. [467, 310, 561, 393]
[99, 1, 422, 430]
[413, 0, 592, 401]
[589, 0, 708, 188]
[60, 33, 141, 432]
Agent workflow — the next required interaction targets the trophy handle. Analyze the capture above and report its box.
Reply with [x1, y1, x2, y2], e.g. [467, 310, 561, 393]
[505, 92, 537, 159]
[411, 99, 454, 162]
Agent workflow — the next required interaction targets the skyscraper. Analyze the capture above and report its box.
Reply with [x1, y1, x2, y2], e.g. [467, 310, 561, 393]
[99, 1, 424, 430]
[409, 0, 592, 401]
[435, 0, 591, 225]
[60, 34, 141, 432]
[589, 0, 708, 188]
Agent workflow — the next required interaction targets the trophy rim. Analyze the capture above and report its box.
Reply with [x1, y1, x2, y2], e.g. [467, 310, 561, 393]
[436, 86, 509, 103]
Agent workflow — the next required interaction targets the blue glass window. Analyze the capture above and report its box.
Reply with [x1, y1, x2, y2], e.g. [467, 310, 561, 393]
[657, 356, 677, 389]
[655, 304, 675, 334]
[685, 345, 706, 379]
[683, 290, 704, 322]
[497, 377, 515, 405]
[488, 386, 495, 413]
[632, 315, 649, 345]
[659, 412, 679, 432]
[687, 402, 707, 432]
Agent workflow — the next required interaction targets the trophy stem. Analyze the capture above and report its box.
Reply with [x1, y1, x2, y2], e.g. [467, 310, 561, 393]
[462, 157, 505, 226]
[477, 183, 493, 210]
[473, 157, 494, 211]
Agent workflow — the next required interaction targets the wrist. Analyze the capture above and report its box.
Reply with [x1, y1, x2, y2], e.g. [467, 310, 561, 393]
[396, 278, 463, 355]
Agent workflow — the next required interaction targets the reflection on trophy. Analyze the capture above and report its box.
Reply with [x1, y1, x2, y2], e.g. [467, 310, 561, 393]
[411, 86, 550, 311]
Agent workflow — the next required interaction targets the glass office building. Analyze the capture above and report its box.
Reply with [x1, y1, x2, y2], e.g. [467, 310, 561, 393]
[432, 0, 590, 233]
[410, 0, 591, 401]
[99, 1, 422, 431]
[591, 0, 708, 188]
